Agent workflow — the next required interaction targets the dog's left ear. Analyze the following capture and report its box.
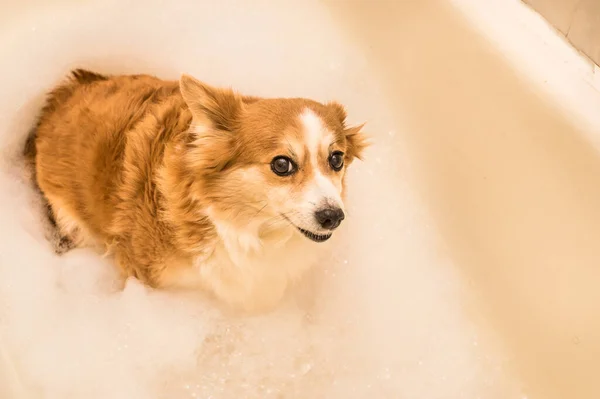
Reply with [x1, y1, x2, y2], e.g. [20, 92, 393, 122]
[344, 123, 369, 161]
[179, 74, 244, 132]
[328, 102, 370, 161]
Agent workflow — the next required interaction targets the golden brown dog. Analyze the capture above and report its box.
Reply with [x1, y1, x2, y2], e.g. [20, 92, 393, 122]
[25, 69, 368, 311]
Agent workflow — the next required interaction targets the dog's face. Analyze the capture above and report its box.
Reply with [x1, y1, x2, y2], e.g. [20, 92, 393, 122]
[180, 75, 368, 243]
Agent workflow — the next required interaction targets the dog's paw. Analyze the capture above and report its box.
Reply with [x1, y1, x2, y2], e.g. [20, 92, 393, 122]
[54, 235, 75, 255]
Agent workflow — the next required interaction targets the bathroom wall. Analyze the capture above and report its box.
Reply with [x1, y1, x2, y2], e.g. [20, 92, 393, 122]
[523, 0, 600, 66]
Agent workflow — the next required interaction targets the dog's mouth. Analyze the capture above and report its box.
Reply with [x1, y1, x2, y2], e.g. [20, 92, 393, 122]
[297, 227, 332, 243]
[281, 214, 333, 243]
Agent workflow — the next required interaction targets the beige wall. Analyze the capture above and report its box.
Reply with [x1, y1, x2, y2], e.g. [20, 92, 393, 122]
[524, 0, 600, 65]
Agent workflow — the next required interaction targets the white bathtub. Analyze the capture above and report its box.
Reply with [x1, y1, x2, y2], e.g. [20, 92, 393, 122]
[0, 0, 598, 398]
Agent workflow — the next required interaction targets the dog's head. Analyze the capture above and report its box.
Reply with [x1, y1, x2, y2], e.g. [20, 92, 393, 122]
[180, 75, 369, 243]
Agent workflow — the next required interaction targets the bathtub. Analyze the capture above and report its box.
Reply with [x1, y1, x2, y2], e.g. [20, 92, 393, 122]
[0, 0, 598, 398]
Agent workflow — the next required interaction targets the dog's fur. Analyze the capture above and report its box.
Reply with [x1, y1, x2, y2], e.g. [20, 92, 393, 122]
[25, 69, 368, 311]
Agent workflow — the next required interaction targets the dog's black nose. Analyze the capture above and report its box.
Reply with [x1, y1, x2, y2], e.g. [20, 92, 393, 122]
[314, 207, 345, 230]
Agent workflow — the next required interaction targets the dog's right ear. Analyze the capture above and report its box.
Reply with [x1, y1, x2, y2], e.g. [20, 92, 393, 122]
[179, 75, 243, 173]
[179, 74, 244, 132]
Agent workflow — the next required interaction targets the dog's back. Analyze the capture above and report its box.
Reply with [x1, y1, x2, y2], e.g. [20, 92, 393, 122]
[24, 70, 107, 178]
[28, 69, 188, 254]
[24, 70, 110, 234]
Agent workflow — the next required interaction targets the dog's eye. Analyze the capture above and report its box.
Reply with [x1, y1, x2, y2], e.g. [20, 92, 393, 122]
[271, 156, 296, 176]
[329, 151, 344, 171]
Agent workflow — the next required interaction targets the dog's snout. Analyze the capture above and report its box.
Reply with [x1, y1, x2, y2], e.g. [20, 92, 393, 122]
[314, 207, 345, 230]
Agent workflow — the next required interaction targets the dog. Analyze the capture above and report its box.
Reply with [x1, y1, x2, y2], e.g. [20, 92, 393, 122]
[24, 69, 368, 311]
